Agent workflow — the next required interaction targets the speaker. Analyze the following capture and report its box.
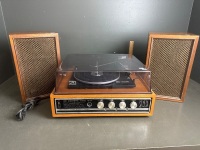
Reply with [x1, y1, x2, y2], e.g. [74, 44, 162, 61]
[145, 33, 199, 102]
[9, 33, 61, 104]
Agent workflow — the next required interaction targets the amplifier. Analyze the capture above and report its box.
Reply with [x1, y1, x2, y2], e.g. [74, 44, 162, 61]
[50, 93, 156, 117]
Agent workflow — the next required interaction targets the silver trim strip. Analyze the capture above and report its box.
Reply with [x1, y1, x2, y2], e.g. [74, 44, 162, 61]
[56, 111, 149, 114]
[56, 108, 149, 111]
[55, 98, 151, 100]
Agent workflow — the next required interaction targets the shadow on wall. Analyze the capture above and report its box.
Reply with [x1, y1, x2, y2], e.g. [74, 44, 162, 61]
[0, 40, 15, 84]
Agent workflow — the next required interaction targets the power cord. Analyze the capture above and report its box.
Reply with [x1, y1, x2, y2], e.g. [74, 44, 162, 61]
[16, 98, 41, 121]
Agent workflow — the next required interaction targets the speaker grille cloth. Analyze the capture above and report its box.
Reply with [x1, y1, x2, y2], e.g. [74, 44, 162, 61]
[14, 37, 58, 99]
[149, 39, 193, 98]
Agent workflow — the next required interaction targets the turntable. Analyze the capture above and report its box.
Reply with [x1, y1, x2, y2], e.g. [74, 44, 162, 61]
[50, 54, 156, 117]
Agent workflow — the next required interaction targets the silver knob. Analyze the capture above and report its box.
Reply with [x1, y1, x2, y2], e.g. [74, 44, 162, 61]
[119, 101, 126, 109]
[108, 101, 115, 109]
[130, 101, 137, 109]
[97, 101, 104, 109]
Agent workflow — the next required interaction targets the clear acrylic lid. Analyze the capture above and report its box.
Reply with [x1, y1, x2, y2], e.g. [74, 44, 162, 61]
[55, 54, 151, 94]
[59, 54, 146, 72]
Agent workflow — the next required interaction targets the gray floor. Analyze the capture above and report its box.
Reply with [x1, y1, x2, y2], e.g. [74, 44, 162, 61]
[0, 76, 200, 150]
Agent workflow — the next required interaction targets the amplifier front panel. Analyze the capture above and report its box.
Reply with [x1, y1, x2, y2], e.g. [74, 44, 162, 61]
[50, 91, 156, 117]
[55, 98, 151, 114]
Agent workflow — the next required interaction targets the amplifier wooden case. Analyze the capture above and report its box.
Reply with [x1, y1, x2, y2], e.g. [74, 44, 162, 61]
[50, 91, 156, 117]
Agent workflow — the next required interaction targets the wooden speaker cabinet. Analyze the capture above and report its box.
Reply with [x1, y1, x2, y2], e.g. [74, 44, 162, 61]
[9, 33, 61, 104]
[146, 33, 199, 102]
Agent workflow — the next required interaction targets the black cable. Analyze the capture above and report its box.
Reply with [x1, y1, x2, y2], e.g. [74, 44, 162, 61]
[16, 98, 41, 121]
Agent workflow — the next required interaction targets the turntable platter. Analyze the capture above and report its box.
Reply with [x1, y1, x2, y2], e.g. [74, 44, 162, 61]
[74, 72, 120, 85]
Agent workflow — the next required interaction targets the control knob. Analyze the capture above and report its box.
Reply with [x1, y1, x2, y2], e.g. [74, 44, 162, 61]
[119, 101, 126, 109]
[130, 101, 137, 109]
[108, 101, 115, 109]
[97, 101, 104, 109]
[87, 102, 92, 107]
